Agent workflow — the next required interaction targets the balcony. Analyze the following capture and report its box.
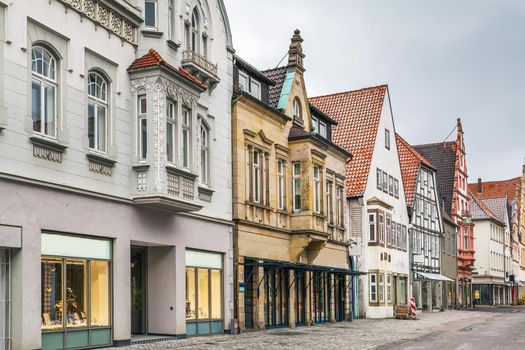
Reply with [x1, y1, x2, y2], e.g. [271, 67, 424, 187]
[132, 166, 202, 213]
[182, 50, 220, 85]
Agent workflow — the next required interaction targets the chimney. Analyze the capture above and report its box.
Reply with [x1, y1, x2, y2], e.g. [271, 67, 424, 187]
[287, 29, 305, 72]
[478, 178, 482, 193]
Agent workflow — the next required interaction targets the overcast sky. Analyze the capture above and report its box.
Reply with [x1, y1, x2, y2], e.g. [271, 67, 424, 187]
[224, 0, 525, 182]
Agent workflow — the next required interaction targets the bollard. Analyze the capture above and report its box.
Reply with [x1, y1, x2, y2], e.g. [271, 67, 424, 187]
[409, 297, 417, 319]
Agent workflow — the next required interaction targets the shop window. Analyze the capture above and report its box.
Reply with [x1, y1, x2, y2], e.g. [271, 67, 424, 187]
[65, 260, 87, 328]
[186, 267, 196, 320]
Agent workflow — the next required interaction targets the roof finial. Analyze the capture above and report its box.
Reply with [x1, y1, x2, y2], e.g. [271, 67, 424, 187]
[287, 29, 305, 72]
[457, 117, 463, 133]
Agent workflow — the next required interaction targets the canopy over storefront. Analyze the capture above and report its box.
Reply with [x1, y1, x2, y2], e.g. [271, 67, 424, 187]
[416, 272, 454, 282]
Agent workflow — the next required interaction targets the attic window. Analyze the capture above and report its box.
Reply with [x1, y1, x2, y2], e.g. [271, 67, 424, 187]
[293, 98, 303, 123]
[238, 71, 260, 99]
[385, 128, 391, 150]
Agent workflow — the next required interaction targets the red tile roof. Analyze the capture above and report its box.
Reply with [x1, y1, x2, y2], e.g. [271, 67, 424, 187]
[468, 177, 521, 206]
[128, 49, 207, 90]
[309, 85, 387, 197]
[396, 133, 434, 208]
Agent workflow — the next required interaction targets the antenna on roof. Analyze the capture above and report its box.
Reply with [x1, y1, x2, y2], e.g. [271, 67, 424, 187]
[442, 124, 457, 143]
[275, 50, 288, 68]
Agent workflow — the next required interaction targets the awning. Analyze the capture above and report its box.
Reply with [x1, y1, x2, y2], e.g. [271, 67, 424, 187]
[416, 272, 454, 281]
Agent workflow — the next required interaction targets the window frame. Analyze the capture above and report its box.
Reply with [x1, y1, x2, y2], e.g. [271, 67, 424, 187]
[385, 128, 390, 150]
[31, 45, 58, 139]
[376, 168, 382, 190]
[313, 165, 321, 214]
[327, 180, 334, 224]
[292, 162, 301, 212]
[249, 79, 261, 99]
[277, 159, 285, 210]
[369, 212, 376, 242]
[166, 99, 177, 164]
[200, 122, 210, 186]
[369, 273, 377, 303]
[144, 0, 158, 29]
[253, 149, 261, 203]
[87, 71, 109, 154]
[378, 273, 385, 303]
[386, 274, 392, 304]
[190, 7, 200, 53]
[182, 107, 192, 169]
[293, 98, 302, 123]
[137, 94, 147, 161]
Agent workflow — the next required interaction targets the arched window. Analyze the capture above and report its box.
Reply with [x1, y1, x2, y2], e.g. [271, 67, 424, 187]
[200, 123, 209, 185]
[31, 45, 57, 137]
[87, 71, 108, 152]
[191, 8, 200, 53]
[293, 97, 302, 123]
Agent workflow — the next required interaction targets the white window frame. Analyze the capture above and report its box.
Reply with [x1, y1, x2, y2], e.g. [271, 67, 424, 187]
[277, 159, 284, 210]
[313, 166, 321, 213]
[376, 168, 382, 190]
[336, 185, 344, 226]
[31, 45, 58, 139]
[166, 100, 176, 163]
[379, 213, 385, 243]
[182, 108, 191, 169]
[190, 7, 200, 53]
[319, 121, 327, 138]
[311, 115, 318, 134]
[369, 273, 377, 303]
[379, 273, 385, 303]
[138, 95, 147, 161]
[238, 71, 249, 93]
[387, 274, 392, 303]
[200, 123, 210, 185]
[249, 79, 261, 99]
[293, 98, 302, 122]
[385, 128, 390, 149]
[144, 0, 158, 29]
[253, 149, 261, 203]
[292, 162, 301, 212]
[87, 71, 108, 153]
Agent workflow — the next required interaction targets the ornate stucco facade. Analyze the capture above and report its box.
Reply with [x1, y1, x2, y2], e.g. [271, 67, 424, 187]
[232, 31, 354, 331]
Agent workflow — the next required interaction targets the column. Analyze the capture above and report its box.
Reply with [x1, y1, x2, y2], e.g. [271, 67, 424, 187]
[256, 266, 265, 330]
[288, 269, 296, 328]
[330, 274, 336, 322]
[174, 245, 187, 335]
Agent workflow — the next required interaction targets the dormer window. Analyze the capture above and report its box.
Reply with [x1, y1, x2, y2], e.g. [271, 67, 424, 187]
[145, 0, 158, 29]
[237, 71, 260, 99]
[293, 98, 302, 123]
[310, 115, 328, 139]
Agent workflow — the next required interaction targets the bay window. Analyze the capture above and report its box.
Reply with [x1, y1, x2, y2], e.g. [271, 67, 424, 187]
[166, 100, 176, 163]
[387, 274, 392, 303]
[293, 162, 301, 211]
[277, 160, 284, 210]
[379, 273, 385, 303]
[138, 95, 147, 160]
[369, 213, 376, 242]
[87, 72, 108, 153]
[379, 214, 385, 243]
[31, 46, 57, 138]
[336, 185, 344, 226]
[327, 181, 333, 224]
[313, 166, 321, 213]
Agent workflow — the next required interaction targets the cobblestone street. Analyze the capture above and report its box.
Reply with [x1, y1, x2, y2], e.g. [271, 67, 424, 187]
[107, 307, 525, 350]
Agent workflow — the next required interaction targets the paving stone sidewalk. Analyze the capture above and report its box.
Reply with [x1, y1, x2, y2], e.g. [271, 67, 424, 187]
[107, 310, 498, 350]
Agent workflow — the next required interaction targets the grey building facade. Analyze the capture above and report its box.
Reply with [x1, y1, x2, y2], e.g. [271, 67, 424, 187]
[0, 0, 234, 349]
[441, 211, 458, 309]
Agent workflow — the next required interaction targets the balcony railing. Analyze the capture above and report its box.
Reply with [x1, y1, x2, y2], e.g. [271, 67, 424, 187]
[182, 50, 219, 83]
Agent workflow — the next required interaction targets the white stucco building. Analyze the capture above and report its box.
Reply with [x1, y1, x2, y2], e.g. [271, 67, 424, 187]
[310, 85, 411, 318]
[0, 0, 234, 349]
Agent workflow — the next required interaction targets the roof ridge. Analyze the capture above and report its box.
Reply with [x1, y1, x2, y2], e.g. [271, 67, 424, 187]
[309, 84, 388, 101]
[261, 66, 287, 73]
[148, 48, 163, 65]
[413, 140, 455, 148]
[470, 177, 521, 185]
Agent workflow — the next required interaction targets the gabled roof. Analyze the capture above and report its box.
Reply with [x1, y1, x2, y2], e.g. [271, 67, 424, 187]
[128, 49, 207, 90]
[262, 66, 288, 108]
[469, 190, 504, 226]
[481, 197, 508, 226]
[309, 85, 387, 198]
[396, 133, 435, 208]
[468, 177, 521, 208]
[413, 141, 456, 215]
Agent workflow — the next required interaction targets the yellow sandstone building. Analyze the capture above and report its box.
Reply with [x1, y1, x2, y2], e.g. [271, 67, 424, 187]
[231, 31, 357, 331]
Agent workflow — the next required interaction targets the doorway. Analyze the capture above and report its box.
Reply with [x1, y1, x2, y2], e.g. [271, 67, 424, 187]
[130, 247, 147, 335]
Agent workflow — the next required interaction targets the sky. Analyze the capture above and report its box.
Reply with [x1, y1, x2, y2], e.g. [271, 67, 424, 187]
[223, 0, 525, 182]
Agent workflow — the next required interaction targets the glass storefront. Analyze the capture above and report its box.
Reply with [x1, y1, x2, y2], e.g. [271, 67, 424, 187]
[0, 249, 10, 350]
[41, 233, 112, 350]
[185, 250, 223, 336]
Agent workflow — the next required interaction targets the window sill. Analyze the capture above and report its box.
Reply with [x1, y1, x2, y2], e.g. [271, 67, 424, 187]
[167, 39, 181, 51]
[141, 29, 164, 38]
[245, 200, 273, 211]
[312, 212, 327, 220]
[86, 152, 116, 168]
[166, 164, 198, 180]
[30, 135, 67, 153]
[132, 163, 150, 172]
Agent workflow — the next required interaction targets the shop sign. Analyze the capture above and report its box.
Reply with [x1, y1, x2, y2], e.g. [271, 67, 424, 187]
[474, 290, 480, 299]
[239, 282, 245, 293]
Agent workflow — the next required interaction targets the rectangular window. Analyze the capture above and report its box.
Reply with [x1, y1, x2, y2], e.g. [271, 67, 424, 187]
[464, 229, 468, 250]
[293, 162, 301, 211]
[166, 100, 176, 163]
[369, 274, 377, 303]
[253, 150, 261, 203]
[197, 269, 209, 319]
[145, 0, 158, 28]
[138, 95, 147, 160]
[382, 171, 389, 192]
[394, 179, 399, 198]
[392, 221, 397, 247]
[387, 274, 392, 303]
[386, 217, 392, 246]
[186, 267, 196, 320]
[277, 160, 284, 210]
[389, 176, 394, 196]
[402, 226, 407, 251]
[369, 213, 376, 242]
[319, 121, 327, 138]
[327, 181, 334, 224]
[311, 116, 318, 134]
[182, 108, 191, 168]
[210, 269, 222, 319]
[90, 260, 110, 327]
[313, 166, 321, 213]
[385, 128, 390, 149]
[336, 185, 344, 226]
[379, 273, 385, 302]
[379, 214, 385, 243]
[238, 72, 248, 92]
[249, 80, 261, 99]
[397, 223, 402, 250]
[377, 168, 382, 190]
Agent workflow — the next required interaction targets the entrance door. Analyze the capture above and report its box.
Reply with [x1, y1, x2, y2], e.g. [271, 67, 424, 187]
[130, 247, 147, 334]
